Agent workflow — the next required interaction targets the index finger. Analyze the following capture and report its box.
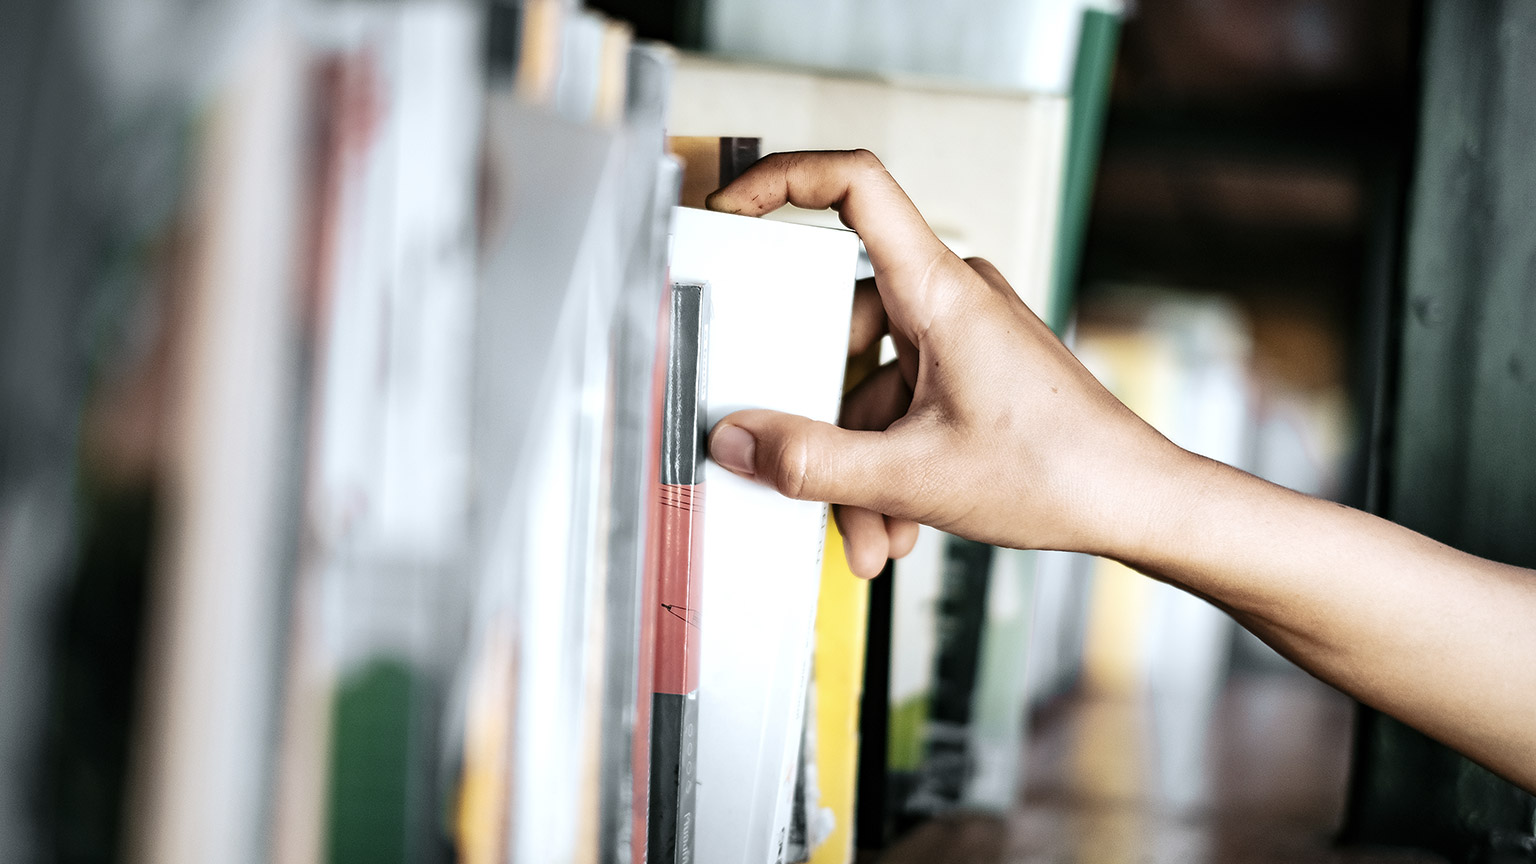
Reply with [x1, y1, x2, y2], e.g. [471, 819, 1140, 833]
[705, 150, 956, 334]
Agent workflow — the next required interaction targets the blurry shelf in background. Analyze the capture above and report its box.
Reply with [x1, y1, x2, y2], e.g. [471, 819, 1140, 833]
[876, 672, 1445, 864]
[1100, 103, 1409, 163]
[1078, 0, 1415, 299]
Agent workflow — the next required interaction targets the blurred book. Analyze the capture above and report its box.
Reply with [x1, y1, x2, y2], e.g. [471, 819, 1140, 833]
[879, 526, 943, 838]
[1073, 290, 1256, 808]
[263, 6, 485, 864]
[125, 15, 311, 864]
[669, 135, 760, 208]
[786, 676, 836, 863]
[805, 341, 882, 864]
[962, 545, 1038, 809]
[1050, 4, 1123, 332]
[668, 55, 1068, 314]
[467, 81, 625, 864]
[881, 533, 1005, 836]
[599, 40, 679, 864]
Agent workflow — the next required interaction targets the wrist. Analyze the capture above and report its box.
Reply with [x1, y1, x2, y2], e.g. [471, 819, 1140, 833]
[1083, 439, 1220, 566]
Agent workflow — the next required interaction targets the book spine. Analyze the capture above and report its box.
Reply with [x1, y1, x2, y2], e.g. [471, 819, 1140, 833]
[631, 282, 673, 864]
[671, 136, 760, 209]
[917, 538, 994, 807]
[1049, 7, 1122, 333]
[890, 536, 993, 830]
[647, 281, 709, 864]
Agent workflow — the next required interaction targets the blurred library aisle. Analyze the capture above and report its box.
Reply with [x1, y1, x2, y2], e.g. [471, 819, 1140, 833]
[879, 671, 1443, 864]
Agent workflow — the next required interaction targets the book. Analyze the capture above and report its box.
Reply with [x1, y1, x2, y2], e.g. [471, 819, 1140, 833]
[630, 280, 674, 864]
[468, 83, 628, 864]
[915, 539, 995, 815]
[1072, 290, 1256, 806]
[878, 525, 943, 840]
[883, 532, 994, 835]
[667, 205, 858, 864]
[124, 18, 310, 864]
[647, 280, 711, 864]
[962, 546, 1038, 808]
[600, 41, 679, 864]
[804, 282, 890, 860]
[804, 355, 880, 864]
[786, 677, 835, 863]
[458, 18, 687, 864]
[1049, 3, 1124, 333]
[667, 55, 1069, 313]
[669, 135, 761, 208]
[259, 8, 487, 864]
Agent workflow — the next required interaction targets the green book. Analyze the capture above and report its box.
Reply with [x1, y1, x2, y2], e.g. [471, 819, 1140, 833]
[1049, 7, 1122, 334]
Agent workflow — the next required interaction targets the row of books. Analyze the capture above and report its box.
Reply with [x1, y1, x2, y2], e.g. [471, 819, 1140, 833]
[0, 1, 1129, 863]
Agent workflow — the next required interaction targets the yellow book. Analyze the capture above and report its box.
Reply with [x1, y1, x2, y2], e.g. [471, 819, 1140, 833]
[808, 343, 879, 864]
[808, 523, 870, 864]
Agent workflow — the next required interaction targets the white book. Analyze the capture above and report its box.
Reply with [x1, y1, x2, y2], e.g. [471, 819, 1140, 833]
[668, 206, 858, 864]
[668, 55, 1068, 318]
[474, 94, 627, 864]
[886, 524, 945, 768]
[127, 21, 307, 864]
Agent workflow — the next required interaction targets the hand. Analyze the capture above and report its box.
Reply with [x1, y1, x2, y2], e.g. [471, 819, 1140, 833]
[703, 150, 1193, 578]
[699, 153, 1536, 795]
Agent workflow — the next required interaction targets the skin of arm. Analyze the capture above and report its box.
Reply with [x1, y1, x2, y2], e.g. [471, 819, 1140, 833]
[701, 149, 1536, 794]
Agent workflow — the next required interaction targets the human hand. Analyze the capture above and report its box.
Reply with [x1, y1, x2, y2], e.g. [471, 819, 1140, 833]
[703, 150, 1195, 578]
[705, 150, 1536, 796]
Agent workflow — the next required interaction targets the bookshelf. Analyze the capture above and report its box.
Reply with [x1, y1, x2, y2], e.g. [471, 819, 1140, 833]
[15, 3, 1536, 864]
[1, 2, 1121, 864]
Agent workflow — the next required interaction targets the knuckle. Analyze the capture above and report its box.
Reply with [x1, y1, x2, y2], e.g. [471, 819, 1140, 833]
[773, 433, 813, 499]
[850, 148, 885, 172]
[963, 255, 993, 270]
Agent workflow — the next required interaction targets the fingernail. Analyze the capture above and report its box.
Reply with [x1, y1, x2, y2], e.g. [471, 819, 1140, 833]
[711, 425, 756, 476]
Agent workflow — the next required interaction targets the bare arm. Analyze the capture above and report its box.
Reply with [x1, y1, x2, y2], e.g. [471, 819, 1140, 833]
[702, 149, 1536, 793]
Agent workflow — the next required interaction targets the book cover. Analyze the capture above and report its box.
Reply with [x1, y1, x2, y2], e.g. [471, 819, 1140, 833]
[1048, 4, 1123, 333]
[598, 41, 678, 864]
[469, 83, 627, 864]
[805, 341, 881, 864]
[884, 534, 993, 835]
[880, 525, 944, 840]
[962, 546, 1038, 809]
[267, 8, 487, 864]
[648, 281, 710, 864]
[668, 55, 1068, 316]
[126, 17, 309, 864]
[667, 206, 857, 864]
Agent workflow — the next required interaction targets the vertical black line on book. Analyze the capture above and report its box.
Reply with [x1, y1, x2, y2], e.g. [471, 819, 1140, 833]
[919, 539, 994, 808]
[856, 559, 895, 850]
[484, 0, 521, 80]
[718, 138, 761, 189]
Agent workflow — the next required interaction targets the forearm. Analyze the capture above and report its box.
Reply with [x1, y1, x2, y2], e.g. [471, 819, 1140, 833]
[1116, 451, 1536, 792]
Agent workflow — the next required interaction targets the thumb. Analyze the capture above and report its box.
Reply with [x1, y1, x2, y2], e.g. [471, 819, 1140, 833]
[707, 409, 915, 516]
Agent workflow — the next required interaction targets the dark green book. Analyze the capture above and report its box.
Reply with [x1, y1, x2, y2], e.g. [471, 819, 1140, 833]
[1049, 7, 1122, 334]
